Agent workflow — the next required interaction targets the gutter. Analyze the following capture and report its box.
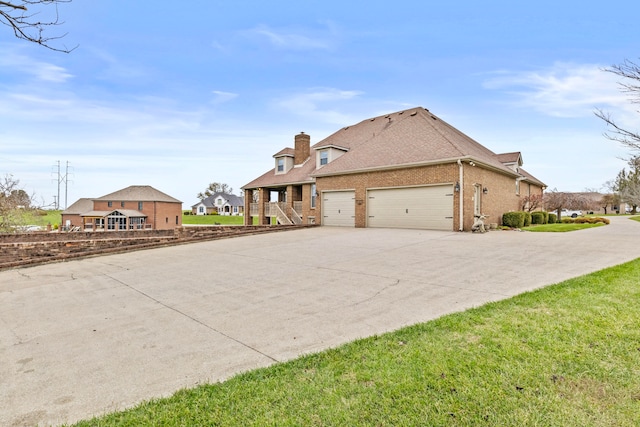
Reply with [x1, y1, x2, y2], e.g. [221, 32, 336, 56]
[457, 159, 464, 231]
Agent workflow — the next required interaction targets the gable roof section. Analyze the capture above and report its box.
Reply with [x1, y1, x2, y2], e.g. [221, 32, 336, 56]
[312, 107, 517, 177]
[80, 209, 146, 218]
[243, 106, 545, 189]
[192, 192, 244, 208]
[95, 185, 181, 203]
[62, 198, 94, 214]
[273, 148, 295, 158]
[497, 152, 523, 166]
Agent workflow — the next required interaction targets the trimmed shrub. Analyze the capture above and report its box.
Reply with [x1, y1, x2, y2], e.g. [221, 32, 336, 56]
[502, 211, 526, 228]
[531, 212, 546, 225]
[548, 213, 558, 223]
[561, 217, 610, 225]
[523, 212, 532, 227]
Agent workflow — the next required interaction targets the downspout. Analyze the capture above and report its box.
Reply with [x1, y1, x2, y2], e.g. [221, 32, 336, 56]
[457, 159, 464, 231]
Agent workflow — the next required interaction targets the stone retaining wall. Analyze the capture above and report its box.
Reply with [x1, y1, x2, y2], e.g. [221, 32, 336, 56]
[0, 225, 315, 270]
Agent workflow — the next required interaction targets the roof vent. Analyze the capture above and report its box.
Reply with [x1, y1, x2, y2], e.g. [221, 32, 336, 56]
[431, 115, 437, 120]
[410, 111, 417, 116]
[399, 111, 404, 115]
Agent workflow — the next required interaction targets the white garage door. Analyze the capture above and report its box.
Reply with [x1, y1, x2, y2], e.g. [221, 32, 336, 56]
[367, 186, 453, 230]
[322, 191, 355, 227]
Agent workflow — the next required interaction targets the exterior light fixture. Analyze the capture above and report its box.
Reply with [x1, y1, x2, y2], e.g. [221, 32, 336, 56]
[454, 182, 460, 192]
[483, 187, 488, 194]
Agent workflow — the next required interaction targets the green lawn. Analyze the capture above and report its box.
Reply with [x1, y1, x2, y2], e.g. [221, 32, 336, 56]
[181, 213, 244, 225]
[521, 222, 606, 232]
[69, 259, 640, 426]
[19, 209, 62, 228]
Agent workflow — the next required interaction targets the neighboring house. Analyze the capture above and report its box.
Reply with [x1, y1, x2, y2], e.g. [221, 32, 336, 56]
[242, 106, 546, 231]
[61, 185, 182, 231]
[191, 192, 244, 216]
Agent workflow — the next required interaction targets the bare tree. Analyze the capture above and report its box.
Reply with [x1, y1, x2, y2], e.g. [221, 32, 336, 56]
[595, 59, 640, 151]
[197, 182, 234, 200]
[0, 0, 75, 52]
[520, 194, 542, 212]
[599, 192, 620, 214]
[0, 174, 36, 232]
[613, 156, 640, 213]
[543, 189, 591, 219]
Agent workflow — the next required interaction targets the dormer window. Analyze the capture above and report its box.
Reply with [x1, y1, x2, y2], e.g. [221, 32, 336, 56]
[274, 153, 294, 174]
[319, 150, 329, 166]
[315, 144, 348, 169]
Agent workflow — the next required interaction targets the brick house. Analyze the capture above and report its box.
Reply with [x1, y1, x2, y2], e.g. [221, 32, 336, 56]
[191, 192, 244, 216]
[61, 185, 182, 231]
[242, 107, 545, 231]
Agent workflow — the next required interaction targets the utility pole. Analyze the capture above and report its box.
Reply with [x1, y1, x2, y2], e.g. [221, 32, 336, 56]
[51, 161, 72, 209]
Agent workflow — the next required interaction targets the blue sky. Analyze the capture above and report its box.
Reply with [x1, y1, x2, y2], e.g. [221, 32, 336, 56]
[1, 0, 639, 208]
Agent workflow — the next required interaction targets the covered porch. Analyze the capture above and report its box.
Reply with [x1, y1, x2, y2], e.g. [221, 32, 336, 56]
[80, 210, 150, 231]
[244, 184, 314, 226]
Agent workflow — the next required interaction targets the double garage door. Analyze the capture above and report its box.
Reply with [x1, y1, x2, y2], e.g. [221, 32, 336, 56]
[323, 186, 453, 230]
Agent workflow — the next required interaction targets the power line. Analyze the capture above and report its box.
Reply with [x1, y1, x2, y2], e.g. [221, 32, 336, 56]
[51, 161, 73, 209]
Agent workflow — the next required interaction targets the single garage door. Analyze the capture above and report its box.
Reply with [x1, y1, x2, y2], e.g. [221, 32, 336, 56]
[323, 191, 355, 227]
[367, 185, 453, 230]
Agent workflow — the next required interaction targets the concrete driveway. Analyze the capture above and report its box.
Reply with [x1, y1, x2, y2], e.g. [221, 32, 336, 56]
[2, 217, 640, 426]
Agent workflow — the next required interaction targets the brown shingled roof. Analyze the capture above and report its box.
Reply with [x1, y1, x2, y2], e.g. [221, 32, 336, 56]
[95, 185, 181, 203]
[243, 106, 545, 189]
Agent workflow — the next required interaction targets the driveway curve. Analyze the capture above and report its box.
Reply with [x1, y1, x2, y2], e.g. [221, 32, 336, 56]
[2, 216, 640, 426]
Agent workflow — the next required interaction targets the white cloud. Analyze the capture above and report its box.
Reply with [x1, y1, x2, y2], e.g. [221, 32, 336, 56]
[483, 63, 630, 118]
[0, 44, 73, 83]
[242, 24, 333, 50]
[211, 90, 239, 104]
[274, 88, 364, 124]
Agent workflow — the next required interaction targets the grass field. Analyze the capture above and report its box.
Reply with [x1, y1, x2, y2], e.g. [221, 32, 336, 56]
[69, 258, 640, 426]
[181, 212, 244, 225]
[521, 222, 606, 232]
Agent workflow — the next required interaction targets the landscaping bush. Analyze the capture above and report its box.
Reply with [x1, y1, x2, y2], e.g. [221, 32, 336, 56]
[501, 211, 526, 228]
[531, 211, 546, 225]
[548, 212, 558, 223]
[523, 212, 532, 227]
[562, 217, 610, 225]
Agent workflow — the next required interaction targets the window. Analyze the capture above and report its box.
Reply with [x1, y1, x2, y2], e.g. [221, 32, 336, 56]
[138, 201, 143, 210]
[107, 201, 112, 207]
[311, 184, 316, 208]
[277, 158, 284, 172]
[176, 215, 179, 225]
[120, 201, 125, 208]
[198, 206, 204, 213]
[515, 179, 520, 195]
[319, 150, 328, 166]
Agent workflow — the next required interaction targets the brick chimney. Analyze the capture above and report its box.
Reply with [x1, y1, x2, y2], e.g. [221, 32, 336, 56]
[294, 132, 310, 165]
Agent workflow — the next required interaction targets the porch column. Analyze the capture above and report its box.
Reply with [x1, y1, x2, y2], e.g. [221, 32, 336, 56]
[286, 184, 294, 218]
[244, 189, 253, 226]
[259, 187, 270, 225]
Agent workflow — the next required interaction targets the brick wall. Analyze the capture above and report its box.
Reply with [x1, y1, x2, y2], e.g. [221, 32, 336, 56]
[316, 162, 544, 230]
[317, 163, 459, 228]
[0, 225, 315, 269]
